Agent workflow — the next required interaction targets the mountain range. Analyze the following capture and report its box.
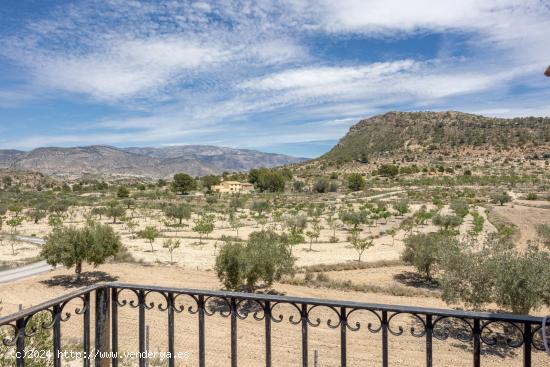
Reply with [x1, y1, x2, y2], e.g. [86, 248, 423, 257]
[0, 145, 306, 179]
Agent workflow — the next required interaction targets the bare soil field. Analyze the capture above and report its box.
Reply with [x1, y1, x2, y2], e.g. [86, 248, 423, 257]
[2, 204, 498, 270]
[491, 203, 550, 247]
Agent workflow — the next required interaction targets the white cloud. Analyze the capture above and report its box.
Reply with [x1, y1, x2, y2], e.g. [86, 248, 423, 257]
[239, 60, 522, 106]
[27, 38, 229, 101]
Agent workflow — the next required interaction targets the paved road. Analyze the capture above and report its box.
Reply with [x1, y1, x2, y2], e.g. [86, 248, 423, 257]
[0, 236, 52, 283]
[0, 261, 54, 283]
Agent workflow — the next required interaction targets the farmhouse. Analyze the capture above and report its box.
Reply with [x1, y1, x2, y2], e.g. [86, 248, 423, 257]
[212, 180, 254, 193]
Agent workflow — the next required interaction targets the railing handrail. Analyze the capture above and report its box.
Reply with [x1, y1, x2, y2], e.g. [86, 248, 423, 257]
[0, 281, 545, 324]
[0, 284, 101, 324]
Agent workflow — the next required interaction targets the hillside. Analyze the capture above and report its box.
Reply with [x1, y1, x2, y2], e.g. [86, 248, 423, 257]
[322, 111, 550, 164]
[0, 145, 306, 179]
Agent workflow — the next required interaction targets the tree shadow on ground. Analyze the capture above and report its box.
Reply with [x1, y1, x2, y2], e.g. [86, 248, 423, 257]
[393, 271, 439, 290]
[40, 271, 119, 289]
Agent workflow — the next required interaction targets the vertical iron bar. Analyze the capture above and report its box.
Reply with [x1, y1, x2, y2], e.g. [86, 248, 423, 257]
[523, 322, 531, 367]
[145, 325, 150, 367]
[95, 287, 110, 367]
[15, 317, 25, 367]
[426, 315, 433, 367]
[382, 311, 388, 367]
[340, 307, 346, 367]
[53, 304, 61, 367]
[167, 293, 175, 367]
[301, 303, 308, 367]
[138, 290, 146, 367]
[111, 288, 118, 367]
[473, 319, 481, 367]
[83, 292, 90, 367]
[198, 295, 206, 367]
[264, 301, 272, 367]
[231, 298, 237, 367]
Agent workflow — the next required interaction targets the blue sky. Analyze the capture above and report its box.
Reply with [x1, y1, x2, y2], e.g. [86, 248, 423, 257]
[0, 0, 549, 158]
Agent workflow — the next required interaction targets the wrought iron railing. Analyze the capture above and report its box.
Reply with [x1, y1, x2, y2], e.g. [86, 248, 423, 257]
[0, 282, 549, 366]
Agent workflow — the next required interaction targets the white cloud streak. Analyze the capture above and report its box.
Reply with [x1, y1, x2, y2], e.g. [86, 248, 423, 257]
[0, 0, 549, 152]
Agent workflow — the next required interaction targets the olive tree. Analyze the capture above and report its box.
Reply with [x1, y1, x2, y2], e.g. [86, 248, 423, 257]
[491, 192, 512, 206]
[41, 222, 121, 277]
[440, 239, 550, 314]
[105, 201, 126, 224]
[164, 203, 192, 225]
[215, 230, 294, 291]
[402, 231, 458, 280]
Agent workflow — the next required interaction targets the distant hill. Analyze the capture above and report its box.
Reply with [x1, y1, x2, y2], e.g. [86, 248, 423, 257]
[0, 145, 306, 179]
[322, 111, 550, 164]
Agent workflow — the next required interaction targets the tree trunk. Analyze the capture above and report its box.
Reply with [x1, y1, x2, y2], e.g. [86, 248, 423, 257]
[75, 262, 82, 277]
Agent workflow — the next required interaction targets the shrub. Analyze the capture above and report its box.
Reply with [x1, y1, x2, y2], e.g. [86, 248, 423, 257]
[0, 312, 51, 367]
[450, 199, 469, 218]
[392, 198, 410, 216]
[536, 224, 550, 248]
[347, 173, 365, 191]
[292, 180, 305, 192]
[526, 192, 538, 200]
[378, 164, 399, 177]
[117, 186, 130, 198]
[313, 178, 330, 193]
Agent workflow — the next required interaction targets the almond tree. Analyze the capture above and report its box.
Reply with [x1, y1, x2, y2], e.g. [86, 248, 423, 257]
[163, 238, 181, 263]
[229, 212, 243, 237]
[350, 233, 374, 262]
[140, 226, 160, 252]
[305, 219, 322, 251]
[325, 214, 342, 242]
[193, 214, 215, 244]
